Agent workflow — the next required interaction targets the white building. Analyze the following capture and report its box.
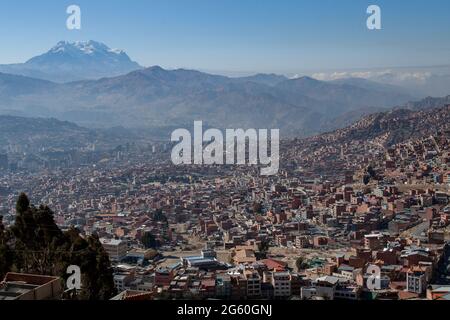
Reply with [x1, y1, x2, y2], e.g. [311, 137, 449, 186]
[314, 276, 338, 300]
[272, 272, 291, 298]
[407, 271, 427, 294]
[244, 270, 261, 297]
[100, 238, 128, 262]
[113, 273, 134, 292]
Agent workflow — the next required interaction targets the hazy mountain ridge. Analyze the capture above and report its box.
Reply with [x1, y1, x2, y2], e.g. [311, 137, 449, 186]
[329, 77, 413, 97]
[0, 115, 94, 150]
[314, 66, 450, 98]
[306, 96, 450, 147]
[322, 95, 450, 135]
[1, 96, 449, 155]
[234, 73, 289, 86]
[0, 64, 418, 136]
[401, 95, 450, 111]
[0, 115, 153, 151]
[276, 76, 413, 116]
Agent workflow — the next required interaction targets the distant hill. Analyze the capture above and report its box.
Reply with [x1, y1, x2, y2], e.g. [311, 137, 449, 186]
[307, 97, 450, 148]
[370, 71, 450, 98]
[0, 115, 94, 150]
[0, 115, 149, 152]
[0, 64, 417, 137]
[401, 95, 450, 111]
[0, 72, 55, 95]
[276, 76, 413, 116]
[330, 77, 414, 97]
[234, 73, 288, 86]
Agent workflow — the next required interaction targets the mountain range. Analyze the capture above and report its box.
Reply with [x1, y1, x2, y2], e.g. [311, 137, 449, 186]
[0, 40, 445, 137]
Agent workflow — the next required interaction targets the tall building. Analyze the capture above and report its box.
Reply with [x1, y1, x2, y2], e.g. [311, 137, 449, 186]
[0, 153, 7, 170]
[244, 270, 261, 297]
[364, 233, 385, 250]
[407, 270, 427, 295]
[271, 272, 291, 298]
[100, 238, 128, 262]
[444, 171, 450, 186]
[215, 274, 231, 298]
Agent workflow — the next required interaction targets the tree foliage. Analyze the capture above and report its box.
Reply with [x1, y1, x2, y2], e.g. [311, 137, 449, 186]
[253, 202, 263, 214]
[257, 240, 270, 259]
[295, 257, 309, 271]
[152, 209, 168, 224]
[363, 165, 378, 185]
[0, 215, 13, 279]
[141, 231, 159, 249]
[0, 193, 117, 300]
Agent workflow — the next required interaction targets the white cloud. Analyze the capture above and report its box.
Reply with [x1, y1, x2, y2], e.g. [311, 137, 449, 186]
[311, 70, 432, 83]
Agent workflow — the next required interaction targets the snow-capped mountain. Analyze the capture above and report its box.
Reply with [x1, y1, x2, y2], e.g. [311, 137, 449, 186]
[0, 41, 143, 82]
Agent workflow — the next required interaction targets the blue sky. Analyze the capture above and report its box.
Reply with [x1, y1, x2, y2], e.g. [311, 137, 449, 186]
[0, 0, 449, 74]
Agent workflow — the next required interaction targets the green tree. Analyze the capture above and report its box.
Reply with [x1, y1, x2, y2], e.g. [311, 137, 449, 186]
[257, 240, 270, 259]
[153, 209, 168, 224]
[61, 228, 117, 300]
[141, 231, 159, 249]
[253, 202, 263, 214]
[16, 192, 30, 214]
[7, 194, 117, 300]
[11, 197, 66, 275]
[85, 234, 117, 300]
[363, 175, 371, 185]
[295, 257, 309, 271]
[367, 166, 377, 179]
[0, 216, 13, 279]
